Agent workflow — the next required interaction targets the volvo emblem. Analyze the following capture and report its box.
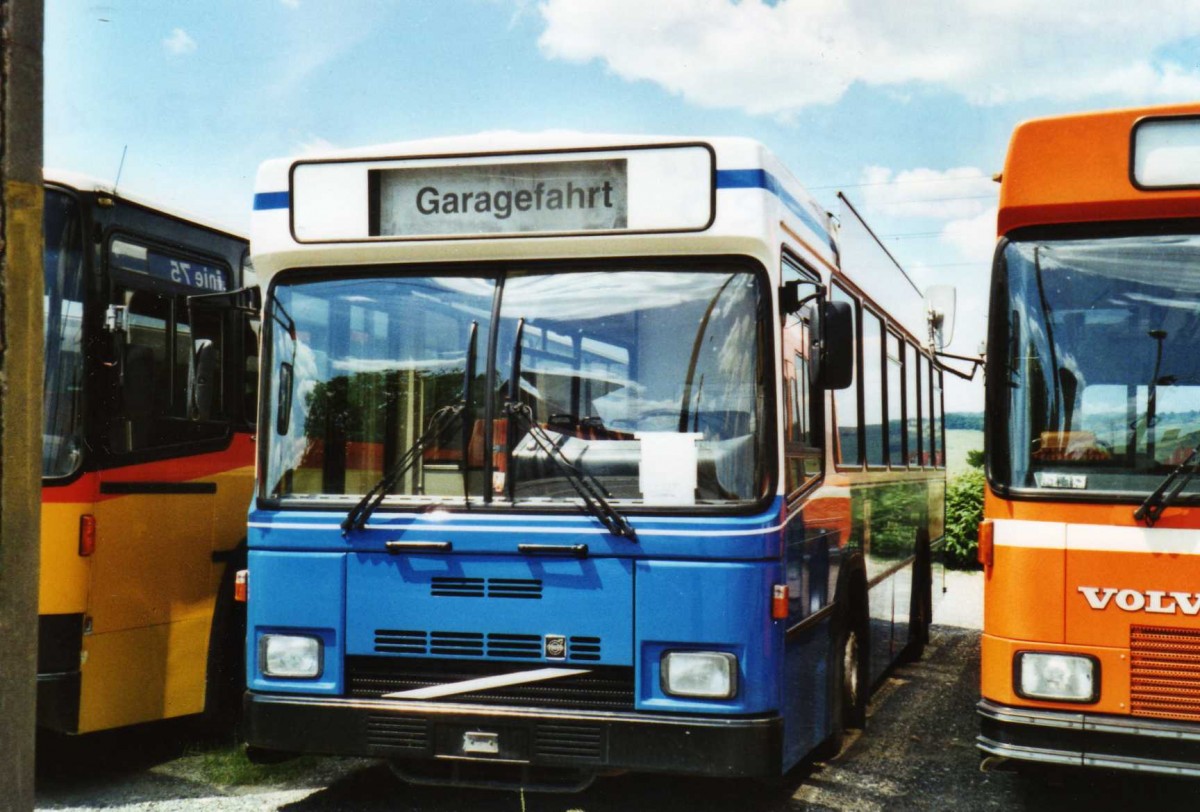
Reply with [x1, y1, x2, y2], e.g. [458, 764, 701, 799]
[544, 634, 567, 659]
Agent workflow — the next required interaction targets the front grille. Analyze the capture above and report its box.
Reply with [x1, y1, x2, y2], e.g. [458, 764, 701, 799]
[347, 657, 635, 711]
[373, 630, 602, 661]
[1130, 625, 1200, 722]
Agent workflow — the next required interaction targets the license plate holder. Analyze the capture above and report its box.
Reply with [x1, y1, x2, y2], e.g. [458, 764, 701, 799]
[436, 724, 529, 761]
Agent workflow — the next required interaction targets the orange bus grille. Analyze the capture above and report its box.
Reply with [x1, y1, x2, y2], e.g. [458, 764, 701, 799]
[1131, 626, 1200, 722]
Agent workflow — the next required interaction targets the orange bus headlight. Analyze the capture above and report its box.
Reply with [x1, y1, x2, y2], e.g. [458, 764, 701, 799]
[1016, 652, 1098, 703]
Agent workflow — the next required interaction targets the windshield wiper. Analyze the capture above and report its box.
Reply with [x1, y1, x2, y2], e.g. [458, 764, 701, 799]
[341, 403, 464, 534]
[504, 318, 637, 541]
[506, 402, 638, 541]
[1134, 446, 1200, 527]
[342, 322, 478, 534]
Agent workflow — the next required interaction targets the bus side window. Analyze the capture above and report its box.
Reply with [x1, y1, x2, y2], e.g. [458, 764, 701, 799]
[244, 316, 261, 428]
[831, 283, 860, 466]
[109, 283, 230, 454]
[782, 258, 823, 493]
[906, 341, 921, 466]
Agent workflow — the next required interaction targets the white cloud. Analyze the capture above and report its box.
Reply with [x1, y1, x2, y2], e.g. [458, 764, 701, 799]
[536, 0, 1200, 115]
[295, 135, 338, 155]
[281, 0, 300, 8]
[163, 27, 197, 56]
[941, 205, 999, 265]
[860, 166, 997, 221]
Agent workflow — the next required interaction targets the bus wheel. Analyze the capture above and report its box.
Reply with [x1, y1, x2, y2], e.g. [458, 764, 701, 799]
[200, 547, 247, 738]
[839, 610, 868, 730]
[816, 595, 868, 759]
[904, 538, 932, 662]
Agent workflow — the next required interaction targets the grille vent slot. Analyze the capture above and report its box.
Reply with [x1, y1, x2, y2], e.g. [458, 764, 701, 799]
[366, 716, 430, 751]
[569, 636, 602, 662]
[1130, 625, 1200, 722]
[535, 723, 604, 761]
[429, 632, 485, 657]
[430, 578, 484, 598]
[374, 630, 601, 661]
[430, 577, 543, 599]
[487, 634, 542, 658]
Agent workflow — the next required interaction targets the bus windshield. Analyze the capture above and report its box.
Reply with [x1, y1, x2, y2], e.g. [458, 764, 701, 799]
[264, 265, 767, 508]
[994, 233, 1200, 498]
[42, 189, 85, 478]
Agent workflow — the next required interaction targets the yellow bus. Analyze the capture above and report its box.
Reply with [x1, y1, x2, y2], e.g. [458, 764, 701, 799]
[38, 172, 258, 734]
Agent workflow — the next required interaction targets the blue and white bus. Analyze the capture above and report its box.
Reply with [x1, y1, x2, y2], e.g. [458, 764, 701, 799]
[241, 134, 948, 789]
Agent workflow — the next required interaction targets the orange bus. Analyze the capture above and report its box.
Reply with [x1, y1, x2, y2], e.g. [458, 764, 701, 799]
[979, 104, 1200, 776]
[39, 173, 259, 734]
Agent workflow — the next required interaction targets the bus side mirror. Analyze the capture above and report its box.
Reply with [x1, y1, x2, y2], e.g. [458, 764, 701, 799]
[816, 300, 854, 391]
[188, 338, 218, 420]
[925, 285, 956, 351]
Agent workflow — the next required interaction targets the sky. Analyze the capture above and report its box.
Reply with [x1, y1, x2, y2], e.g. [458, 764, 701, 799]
[44, 1, 1200, 411]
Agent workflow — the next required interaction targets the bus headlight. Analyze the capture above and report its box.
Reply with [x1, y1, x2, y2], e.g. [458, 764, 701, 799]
[1016, 652, 1097, 702]
[260, 634, 323, 679]
[661, 651, 737, 699]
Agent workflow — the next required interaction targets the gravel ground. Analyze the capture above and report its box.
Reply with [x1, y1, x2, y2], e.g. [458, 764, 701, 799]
[34, 572, 1200, 810]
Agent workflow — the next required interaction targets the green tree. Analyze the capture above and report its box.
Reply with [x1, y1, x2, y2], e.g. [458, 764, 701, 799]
[965, 448, 984, 469]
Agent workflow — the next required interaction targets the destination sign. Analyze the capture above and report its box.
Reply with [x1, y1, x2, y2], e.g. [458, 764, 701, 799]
[111, 238, 229, 292]
[289, 144, 714, 242]
[1132, 116, 1200, 188]
[371, 159, 628, 236]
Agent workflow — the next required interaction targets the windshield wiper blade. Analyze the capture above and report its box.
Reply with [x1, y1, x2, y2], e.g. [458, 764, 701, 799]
[343, 322, 479, 533]
[1134, 446, 1200, 527]
[341, 403, 464, 534]
[506, 401, 638, 541]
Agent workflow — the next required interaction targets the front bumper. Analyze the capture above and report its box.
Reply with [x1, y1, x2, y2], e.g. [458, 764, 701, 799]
[245, 691, 782, 778]
[978, 699, 1200, 778]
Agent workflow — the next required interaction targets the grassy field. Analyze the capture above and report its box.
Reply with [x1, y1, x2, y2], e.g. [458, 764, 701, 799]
[945, 428, 983, 479]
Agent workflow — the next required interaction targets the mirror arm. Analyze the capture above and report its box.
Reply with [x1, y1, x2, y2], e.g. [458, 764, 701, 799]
[779, 279, 826, 315]
[934, 350, 984, 381]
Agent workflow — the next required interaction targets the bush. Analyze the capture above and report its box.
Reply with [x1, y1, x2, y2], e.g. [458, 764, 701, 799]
[943, 468, 985, 569]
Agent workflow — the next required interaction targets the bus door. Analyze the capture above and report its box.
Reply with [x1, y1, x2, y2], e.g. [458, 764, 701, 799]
[779, 257, 837, 760]
[80, 234, 235, 731]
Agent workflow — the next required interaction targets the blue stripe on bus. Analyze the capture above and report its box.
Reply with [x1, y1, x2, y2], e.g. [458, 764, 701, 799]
[716, 168, 834, 253]
[254, 191, 290, 211]
[253, 171, 835, 250]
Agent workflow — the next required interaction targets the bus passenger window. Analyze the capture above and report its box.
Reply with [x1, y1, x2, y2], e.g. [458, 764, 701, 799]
[832, 284, 860, 466]
[863, 311, 885, 466]
[108, 285, 229, 453]
[887, 332, 903, 466]
[906, 342, 921, 466]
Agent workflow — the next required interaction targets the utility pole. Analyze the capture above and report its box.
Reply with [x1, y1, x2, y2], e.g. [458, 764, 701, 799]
[0, 0, 44, 807]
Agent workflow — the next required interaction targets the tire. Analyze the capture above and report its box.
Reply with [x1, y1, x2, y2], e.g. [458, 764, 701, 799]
[200, 546, 247, 737]
[839, 604, 869, 731]
[904, 538, 932, 662]
[815, 585, 869, 759]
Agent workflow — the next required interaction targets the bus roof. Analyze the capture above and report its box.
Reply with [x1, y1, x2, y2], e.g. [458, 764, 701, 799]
[998, 102, 1200, 235]
[250, 131, 836, 278]
[43, 168, 247, 241]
